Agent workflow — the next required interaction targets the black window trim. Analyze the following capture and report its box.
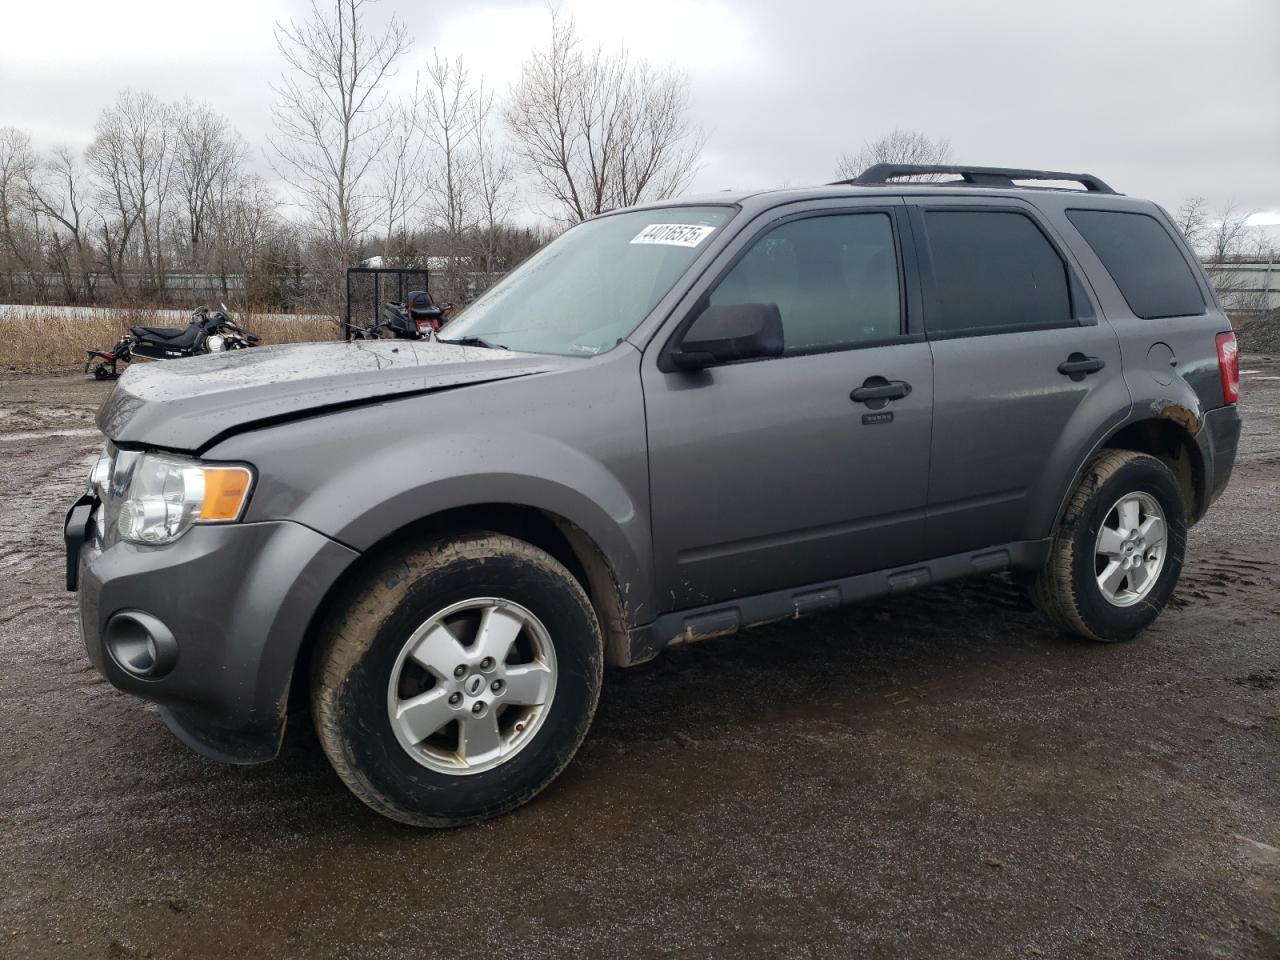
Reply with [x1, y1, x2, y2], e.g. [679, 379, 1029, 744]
[909, 202, 1095, 342]
[657, 205, 916, 372]
[1064, 206, 1207, 321]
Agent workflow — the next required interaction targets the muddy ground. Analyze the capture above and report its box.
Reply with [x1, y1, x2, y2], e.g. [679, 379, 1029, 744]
[1, 361, 1277, 960]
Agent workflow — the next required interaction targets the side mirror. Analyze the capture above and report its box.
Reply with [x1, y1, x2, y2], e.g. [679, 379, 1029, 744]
[670, 302, 784, 371]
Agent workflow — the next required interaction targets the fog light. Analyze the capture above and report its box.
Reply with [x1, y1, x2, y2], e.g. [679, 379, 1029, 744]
[104, 611, 178, 679]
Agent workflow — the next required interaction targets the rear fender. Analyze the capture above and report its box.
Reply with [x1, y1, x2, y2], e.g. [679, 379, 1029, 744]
[1046, 369, 1207, 534]
[1018, 366, 1133, 545]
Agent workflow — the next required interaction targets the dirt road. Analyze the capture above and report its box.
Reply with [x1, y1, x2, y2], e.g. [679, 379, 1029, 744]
[2, 362, 1277, 960]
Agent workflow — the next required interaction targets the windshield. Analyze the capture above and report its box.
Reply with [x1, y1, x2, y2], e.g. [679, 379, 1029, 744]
[442, 205, 734, 356]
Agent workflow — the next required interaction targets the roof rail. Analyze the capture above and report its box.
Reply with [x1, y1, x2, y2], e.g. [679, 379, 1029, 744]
[834, 164, 1117, 195]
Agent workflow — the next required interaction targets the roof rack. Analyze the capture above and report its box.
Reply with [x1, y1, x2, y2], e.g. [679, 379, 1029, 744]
[833, 164, 1117, 195]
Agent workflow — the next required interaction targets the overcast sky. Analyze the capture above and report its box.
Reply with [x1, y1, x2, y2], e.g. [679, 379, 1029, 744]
[2, 0, 1277, 228]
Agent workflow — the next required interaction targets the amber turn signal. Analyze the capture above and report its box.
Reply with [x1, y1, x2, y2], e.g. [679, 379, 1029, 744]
[198, 466, 254, 522]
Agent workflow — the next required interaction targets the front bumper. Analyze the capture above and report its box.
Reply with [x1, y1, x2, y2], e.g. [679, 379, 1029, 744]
[70, 511, 358, 762]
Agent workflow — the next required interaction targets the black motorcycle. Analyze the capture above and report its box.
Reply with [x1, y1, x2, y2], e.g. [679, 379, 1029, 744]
[344, 291, 453, 341]
[85, 304, 260, 379]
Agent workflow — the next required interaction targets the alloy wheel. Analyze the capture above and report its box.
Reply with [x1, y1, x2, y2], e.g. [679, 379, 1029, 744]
[386, 598, 557, 775]
[1094, 491, 1167, 607]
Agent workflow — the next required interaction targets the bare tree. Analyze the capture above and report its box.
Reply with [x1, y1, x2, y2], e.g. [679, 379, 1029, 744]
[25, 146, 96, 301]
[473, 78, 516, 277]
[375, 93, 429, 263]
[1174, 196, 1209, 249]
[834, 129, 954, 181]
[85, 89, 176, 297]
[419, 51, 478, 298]
[0, 127, 42, 296]
[506, 9, 704, 224]
[1199, 202, 1269, 314]
[209, 172, 280, 305]
[270, 0, 411, 314]
[172, 99, 248, 275]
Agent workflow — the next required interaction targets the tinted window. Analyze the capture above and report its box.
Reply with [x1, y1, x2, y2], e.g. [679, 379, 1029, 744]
[708, 213, 901, 353]
[1067, 209, 1205, 319]
[923, 210, 1072, 334]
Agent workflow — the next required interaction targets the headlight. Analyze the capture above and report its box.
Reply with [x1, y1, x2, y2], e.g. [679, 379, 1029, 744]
[112, 450, 254, 545]
[88, 445, 112, 498]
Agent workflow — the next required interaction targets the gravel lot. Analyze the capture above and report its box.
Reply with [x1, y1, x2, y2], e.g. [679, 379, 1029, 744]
[2, 360, 1277, 960]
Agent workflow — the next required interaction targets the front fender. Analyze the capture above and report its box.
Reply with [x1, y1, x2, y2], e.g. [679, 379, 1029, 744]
[313, 433, 649, 618]
[207, 361, 654, 625]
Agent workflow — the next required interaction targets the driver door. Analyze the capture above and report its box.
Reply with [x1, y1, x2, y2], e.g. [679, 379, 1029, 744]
[641, 202, 934, 610]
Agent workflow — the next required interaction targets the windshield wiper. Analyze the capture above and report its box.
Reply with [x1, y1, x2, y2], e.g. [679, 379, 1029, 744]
[438, 335, 508, 350]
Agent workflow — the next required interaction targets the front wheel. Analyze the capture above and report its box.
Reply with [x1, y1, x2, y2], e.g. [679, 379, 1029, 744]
[1030, 450, 1187, 642]
[311, 533, 603, 827]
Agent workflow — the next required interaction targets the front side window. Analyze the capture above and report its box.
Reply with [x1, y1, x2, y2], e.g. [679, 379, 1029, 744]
[923, 210, 1072, 335]
[706, 212, 902, 354]
[443, 205, 734, 356]
[1066, 209, 1205, 320]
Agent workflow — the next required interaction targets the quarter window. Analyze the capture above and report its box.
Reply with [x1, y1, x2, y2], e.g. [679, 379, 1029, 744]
[707, 212, 902, 354]
[923, 210, 1073, 335]
[1066, 209, 1205, 319]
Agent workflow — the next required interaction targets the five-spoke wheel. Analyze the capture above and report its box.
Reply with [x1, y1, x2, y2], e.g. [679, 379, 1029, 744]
[1032, 449, 1186, 642]
[311, 533, 603, 827]
[387, 599, 557, 774]
[1094, 491, 1167, 607]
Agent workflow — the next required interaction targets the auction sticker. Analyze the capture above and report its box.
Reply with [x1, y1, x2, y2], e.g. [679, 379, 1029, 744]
[630, 223, 717, 247]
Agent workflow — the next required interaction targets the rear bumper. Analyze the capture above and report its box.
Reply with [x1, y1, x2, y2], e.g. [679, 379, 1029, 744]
[1199, 404, 1241, 514]
[75, 518, 358, 762]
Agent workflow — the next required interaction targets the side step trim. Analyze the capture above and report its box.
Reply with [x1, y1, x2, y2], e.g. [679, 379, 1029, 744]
[626, 539, 1050, 665]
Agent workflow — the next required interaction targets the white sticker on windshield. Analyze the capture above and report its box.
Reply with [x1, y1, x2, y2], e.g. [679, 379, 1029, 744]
[630, 223, 717, 247]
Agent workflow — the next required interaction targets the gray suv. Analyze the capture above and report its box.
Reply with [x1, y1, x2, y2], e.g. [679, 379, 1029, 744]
[66, 164, 1242, 826]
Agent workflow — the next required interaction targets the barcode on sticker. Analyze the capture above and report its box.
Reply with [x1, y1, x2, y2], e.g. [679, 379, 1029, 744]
[630, 223, 717, 247]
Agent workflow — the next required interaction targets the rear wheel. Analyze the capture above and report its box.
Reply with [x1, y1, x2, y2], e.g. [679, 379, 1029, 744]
[311, 533, 603, 827]
[1031, 450, 1187, 642]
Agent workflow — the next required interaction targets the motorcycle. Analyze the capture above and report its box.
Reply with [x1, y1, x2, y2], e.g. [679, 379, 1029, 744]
[85, 304, 260, 379]
[344, 290, 454, 341]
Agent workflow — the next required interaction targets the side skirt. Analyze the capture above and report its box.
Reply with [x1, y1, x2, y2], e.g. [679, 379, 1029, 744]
[626, 539, 1051, 665]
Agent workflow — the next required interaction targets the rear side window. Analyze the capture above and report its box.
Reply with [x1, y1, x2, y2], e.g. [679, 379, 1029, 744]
[708, 212, 902, 354]
[922, 210, 1072, 335]
[1066, 209, 1205, 319]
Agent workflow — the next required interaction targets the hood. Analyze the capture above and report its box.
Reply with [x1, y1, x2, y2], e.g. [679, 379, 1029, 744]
[99, 339, 572, 451]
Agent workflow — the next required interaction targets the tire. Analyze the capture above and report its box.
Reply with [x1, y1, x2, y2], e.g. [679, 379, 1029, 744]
[1031, 450, 1187, 642]
[311, 532, 603, 827]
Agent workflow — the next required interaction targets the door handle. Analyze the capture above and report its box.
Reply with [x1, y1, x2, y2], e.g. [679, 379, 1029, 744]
[1057, 353, 1105, 381]
[850, 378, 912, 405]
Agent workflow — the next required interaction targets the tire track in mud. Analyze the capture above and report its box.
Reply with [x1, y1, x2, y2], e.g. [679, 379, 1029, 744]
[0, 379, 107, 677]
[1177, 551, 1279, 614]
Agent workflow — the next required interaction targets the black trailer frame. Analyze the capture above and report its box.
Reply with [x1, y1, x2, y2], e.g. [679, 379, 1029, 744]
[345, 267, 430, 340]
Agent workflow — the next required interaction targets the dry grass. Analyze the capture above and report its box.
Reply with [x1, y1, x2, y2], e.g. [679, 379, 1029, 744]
[0, 306, 341, 376]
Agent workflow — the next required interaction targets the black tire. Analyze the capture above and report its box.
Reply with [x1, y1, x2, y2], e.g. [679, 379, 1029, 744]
[311, 533, 603, 827]
[1031, 450, 1187, 642]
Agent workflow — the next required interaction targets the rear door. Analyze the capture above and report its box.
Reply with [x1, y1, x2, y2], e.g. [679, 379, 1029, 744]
[642, 200, 934, 610]
[906, 197, 1129, 557]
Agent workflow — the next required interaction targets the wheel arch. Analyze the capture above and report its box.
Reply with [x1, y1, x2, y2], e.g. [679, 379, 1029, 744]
[288, 502, 635, 717]
[1052, 414, 1207, 535]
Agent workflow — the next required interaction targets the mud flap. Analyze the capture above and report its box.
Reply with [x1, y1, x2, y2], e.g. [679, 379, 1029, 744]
[64, 494, 93, 591]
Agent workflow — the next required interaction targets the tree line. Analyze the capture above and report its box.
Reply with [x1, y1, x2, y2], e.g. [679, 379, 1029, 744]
[0, 1, 1271, 320]
[0, 1, 704, 314]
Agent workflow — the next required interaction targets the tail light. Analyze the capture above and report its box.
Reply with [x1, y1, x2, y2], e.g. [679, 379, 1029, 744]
[1216, 332, 1239, 404]
[415, 319, 434, 334]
